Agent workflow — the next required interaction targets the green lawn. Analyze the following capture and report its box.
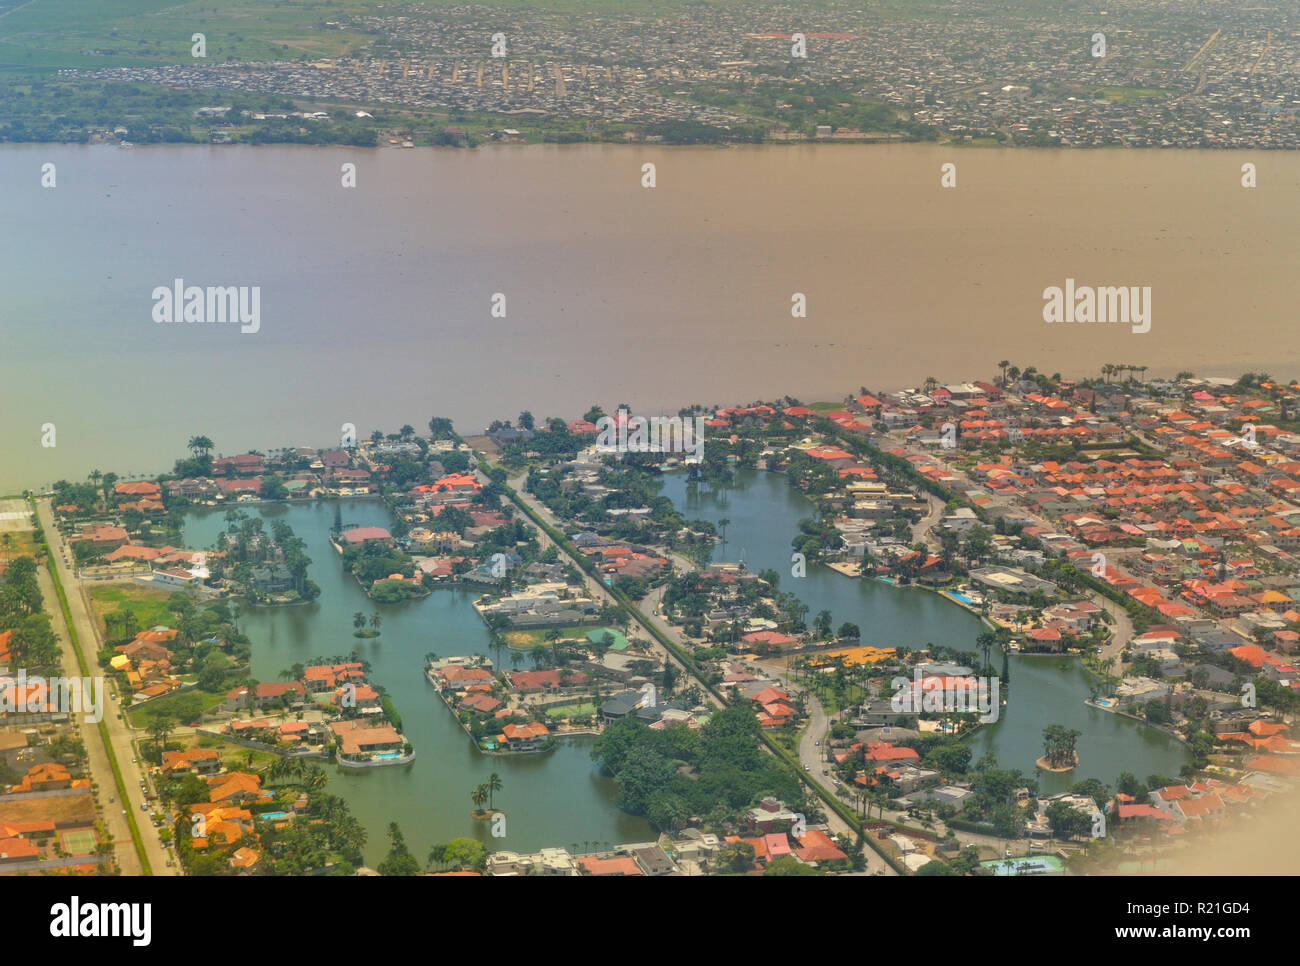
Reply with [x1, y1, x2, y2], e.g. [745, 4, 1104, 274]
[0, 0, 770, 71]
[88, 584, 176, 636]
[546, 702, 596, 719]
[128, 687, 227, 729]
[502, 626, 590, 650]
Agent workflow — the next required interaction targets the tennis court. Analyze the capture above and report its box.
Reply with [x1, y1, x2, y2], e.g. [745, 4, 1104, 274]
[59, 829, 97, 855]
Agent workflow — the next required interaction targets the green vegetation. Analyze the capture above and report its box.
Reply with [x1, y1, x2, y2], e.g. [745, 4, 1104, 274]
[545, 702, 596, 719]
[0, 556, 60, 672]
[592, 703, 803, 833]
[88, 584, 176, 633]
[35, 507, 151, 873]
[501, 626, 589, 649]
[669, 79, 931, 140]
[129, 689, 225, 730]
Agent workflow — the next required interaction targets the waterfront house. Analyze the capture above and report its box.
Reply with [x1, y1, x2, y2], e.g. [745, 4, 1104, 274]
[330, 720, 404, 761]
[579, 855, 643, 876]
[250, 566, 294, 593]
[496, 721, 550, 751]
[339, 526, 394, 547]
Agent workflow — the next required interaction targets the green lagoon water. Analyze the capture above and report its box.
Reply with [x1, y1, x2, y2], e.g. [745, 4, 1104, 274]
[182, 499, 651, 867]
[659, 469, 1189, 792]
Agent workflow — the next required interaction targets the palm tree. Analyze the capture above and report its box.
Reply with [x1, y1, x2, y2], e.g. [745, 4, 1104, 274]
[187, 436, 214, 459]
[369, 612, 382, 631]
[486, 772, 502, 809]
[997, 360, 1010, 387]
[146, 714, 174, 753]
[471, 784, 488, 813]
[428, 843, 447, 870]
[304, 765, 327, 790]
[718, 517, 731, 546]
[353, 612, 366, 631]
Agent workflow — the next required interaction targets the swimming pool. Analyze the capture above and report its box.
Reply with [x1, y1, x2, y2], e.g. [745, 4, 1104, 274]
[259, 811, 290, 821]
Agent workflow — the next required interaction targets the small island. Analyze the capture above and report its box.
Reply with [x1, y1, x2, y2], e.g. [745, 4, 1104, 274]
[1036, 724, 1080, 772]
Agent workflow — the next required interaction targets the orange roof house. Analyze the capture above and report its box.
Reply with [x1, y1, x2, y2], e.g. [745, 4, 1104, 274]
[579, 855, 643, 876]
[208, 772, 262, 804]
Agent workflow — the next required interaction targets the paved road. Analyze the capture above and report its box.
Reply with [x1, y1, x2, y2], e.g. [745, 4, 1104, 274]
[498, 466, 897, 871]
[911, 494, 945, 543]
[36, 498, 176, 876]
[502, 470, 700, 687]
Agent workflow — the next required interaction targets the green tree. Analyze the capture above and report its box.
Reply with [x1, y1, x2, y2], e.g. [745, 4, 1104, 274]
[377, 822, 421, 876]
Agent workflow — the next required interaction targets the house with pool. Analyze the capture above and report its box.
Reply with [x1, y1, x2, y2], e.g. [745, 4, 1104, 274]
[329, 719, 414, 766]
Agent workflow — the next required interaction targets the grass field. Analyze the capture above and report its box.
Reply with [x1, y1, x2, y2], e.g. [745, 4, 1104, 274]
[0, 0, 713, 71]
[0, 0, 965, 72]
[88, 584, 175, 636]
[0, 531, 38, 555]
[501, 626, 589, 649]
[185, 735, 278, 771]
[128, 687, 227, 729]
[1092, 86, 1167, 103]
[545, 702, 595, 719]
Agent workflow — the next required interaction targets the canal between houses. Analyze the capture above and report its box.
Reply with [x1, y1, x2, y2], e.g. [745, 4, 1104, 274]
[183, 499, 652, 867]
[659, 470, 1189, 793]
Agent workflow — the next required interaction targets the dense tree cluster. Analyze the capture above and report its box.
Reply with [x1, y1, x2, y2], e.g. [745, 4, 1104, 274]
[592, 704, 803, 832]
